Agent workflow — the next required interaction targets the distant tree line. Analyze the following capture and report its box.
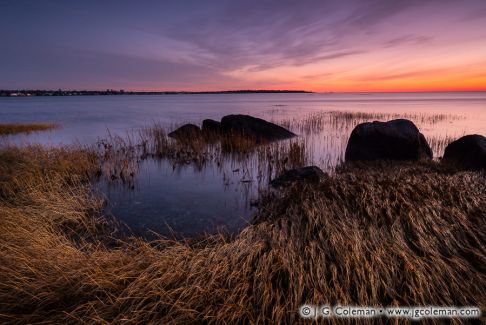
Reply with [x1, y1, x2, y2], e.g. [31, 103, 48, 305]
[0, 89, 311, 97]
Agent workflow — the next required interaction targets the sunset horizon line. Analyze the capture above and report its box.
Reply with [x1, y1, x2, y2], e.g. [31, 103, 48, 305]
[2, 88, 486, 94]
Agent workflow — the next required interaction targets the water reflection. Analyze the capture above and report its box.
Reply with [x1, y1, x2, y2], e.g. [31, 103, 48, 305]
[101, 159, 256, 238]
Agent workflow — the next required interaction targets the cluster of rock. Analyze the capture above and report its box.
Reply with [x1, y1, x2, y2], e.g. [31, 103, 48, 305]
[344, 118, 486, 171]
[271, 119, 485, 188]
[168, 114, 295, 143]
[169, 115, 485, 188]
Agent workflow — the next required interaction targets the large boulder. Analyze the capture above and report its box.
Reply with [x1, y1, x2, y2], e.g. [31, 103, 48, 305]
[270, 166, 326, 187]
[442, 134, 486, 171]
[201, 119, 222, 134]
[220, 114, 295, 142]
[345, 119, 432, 162]
[168, 124, 202, 139]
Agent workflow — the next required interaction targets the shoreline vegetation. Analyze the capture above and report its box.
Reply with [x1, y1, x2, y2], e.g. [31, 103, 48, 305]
[0, 123, 59, 136]
[0, 89, 312, 97]
[0, 143, 485, 323]
[0, 114, 485, 323]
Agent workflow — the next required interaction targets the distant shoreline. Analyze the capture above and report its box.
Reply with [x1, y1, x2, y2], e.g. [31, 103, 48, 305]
[1, 90, 485, 97]
[0, 89, 312, 97]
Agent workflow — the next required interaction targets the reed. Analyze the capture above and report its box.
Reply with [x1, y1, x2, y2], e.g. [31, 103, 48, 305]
[97, 122, 310, 188]
[277, 110, 464, 135]
[426, 133, 465, 158]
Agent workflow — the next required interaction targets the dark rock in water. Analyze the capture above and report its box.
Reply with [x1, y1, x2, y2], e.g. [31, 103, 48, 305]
[168, 124, 202, 139]
[202, 119, 222, 134]
[220, 114, 295, 142]
[270, 166, 326, 187]
[443, 134, 486, 171]
[345, 119, 432, 162]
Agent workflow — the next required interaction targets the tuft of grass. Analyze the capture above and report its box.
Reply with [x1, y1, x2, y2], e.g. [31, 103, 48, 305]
[0, 123, 59, 136]
[0, 144, 485, 324]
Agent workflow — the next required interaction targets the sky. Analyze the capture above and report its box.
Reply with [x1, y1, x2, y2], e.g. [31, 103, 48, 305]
[1, 0, 486, 92]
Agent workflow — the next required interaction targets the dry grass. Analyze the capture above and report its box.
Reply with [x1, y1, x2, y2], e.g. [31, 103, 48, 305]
[0, 123, 58, 136]
[0, 143, 485, 324]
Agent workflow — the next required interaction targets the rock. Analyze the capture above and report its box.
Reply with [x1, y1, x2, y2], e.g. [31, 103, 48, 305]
[168, 124, 202, 139]
[442, 134, 486, 171]
[270, 166, 326, 187]
[220, 114, 295, 142]
[202, 119, 222, 134]
[345, 119, 432, 162]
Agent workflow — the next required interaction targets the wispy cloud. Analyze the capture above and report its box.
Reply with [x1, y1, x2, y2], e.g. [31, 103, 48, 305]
[382, 35, 434, 48]
[0, 0, 485, 90]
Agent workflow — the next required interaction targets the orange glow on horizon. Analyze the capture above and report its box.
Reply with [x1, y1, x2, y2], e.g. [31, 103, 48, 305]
[295, 79, 486, 93]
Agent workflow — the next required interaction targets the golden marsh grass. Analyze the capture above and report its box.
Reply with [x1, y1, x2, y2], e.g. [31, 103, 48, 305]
[0, 123, 58, 136]
[0, 143, 485, 324]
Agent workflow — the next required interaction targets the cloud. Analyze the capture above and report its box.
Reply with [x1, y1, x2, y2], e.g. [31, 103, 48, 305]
[300, 72, 337, 80]
[340, 0, 425, 28]
[1, 0, 486, 90]
[382, 35, 434, 48]
[152, 0, 431, 74]
[0, 46, 236, 90]
[463, 5, 486, 20]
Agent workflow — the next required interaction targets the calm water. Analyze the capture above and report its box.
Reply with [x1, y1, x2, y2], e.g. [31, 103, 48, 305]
[1, 92, 485, 237]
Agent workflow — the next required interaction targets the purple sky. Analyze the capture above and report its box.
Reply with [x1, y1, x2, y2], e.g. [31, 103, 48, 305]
[1, 0, 486, 91]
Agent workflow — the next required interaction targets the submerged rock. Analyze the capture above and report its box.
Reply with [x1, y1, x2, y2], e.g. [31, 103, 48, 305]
[168, 124, 202, 139]
[443, 134, 486, 171]
[220, 114, 295, 142]
[202, 119, 222, 134]
[345, 119, 432, 162]
[270, 166, 326, 187]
